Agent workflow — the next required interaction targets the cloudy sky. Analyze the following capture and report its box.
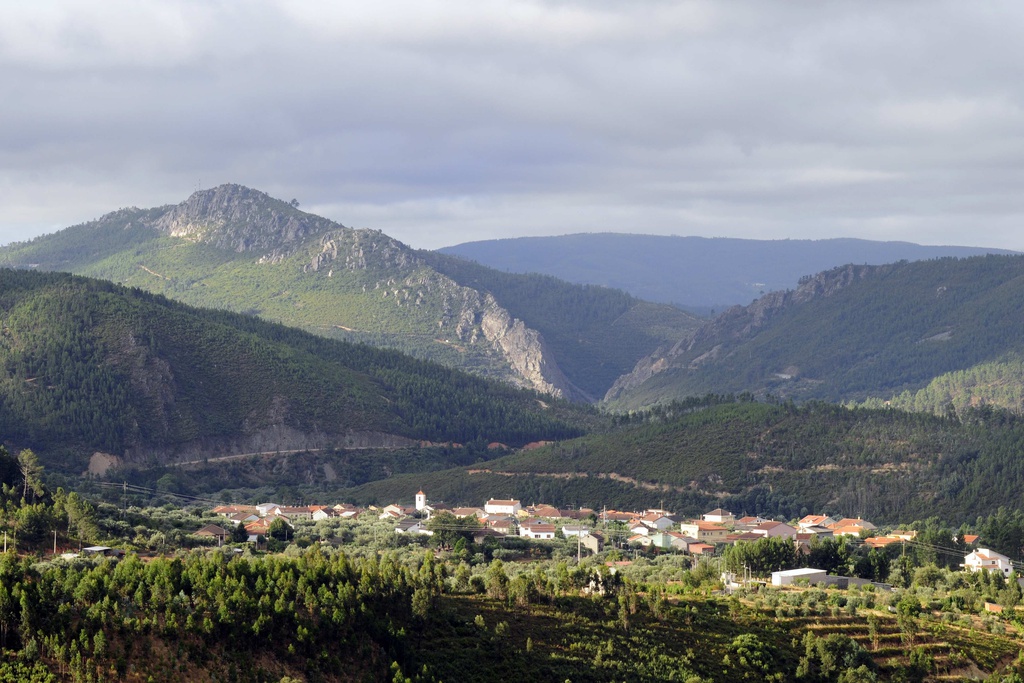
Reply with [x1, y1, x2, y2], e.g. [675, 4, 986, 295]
[3, 1, 1024, 250]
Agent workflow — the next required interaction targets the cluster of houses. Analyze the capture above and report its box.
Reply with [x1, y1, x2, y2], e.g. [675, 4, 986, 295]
[197, 495, 1019, 578]
[199, 502, 364, 544]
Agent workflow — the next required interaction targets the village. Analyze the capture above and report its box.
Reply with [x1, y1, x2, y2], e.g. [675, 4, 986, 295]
[191, 490, 1015, 583]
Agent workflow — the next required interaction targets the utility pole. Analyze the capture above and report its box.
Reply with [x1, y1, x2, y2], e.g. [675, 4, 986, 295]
[53, 529, 57, 555]
[577, 532, 582, 564]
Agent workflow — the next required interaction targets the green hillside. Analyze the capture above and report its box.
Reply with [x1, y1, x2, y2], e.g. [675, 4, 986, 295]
[0, 185, 697, 402]
[0, 269, 589, 473]
[341, 397, 1024, 525]
[608, 256, 1024, 410]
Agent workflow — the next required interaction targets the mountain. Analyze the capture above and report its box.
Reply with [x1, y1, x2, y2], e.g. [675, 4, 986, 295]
[341, 397, 1024, 526]
[0, 185, 698, 402]
[439, 233, 1016, 311]
[0, 268, 590, 473]
[606, 255, 1024, 410]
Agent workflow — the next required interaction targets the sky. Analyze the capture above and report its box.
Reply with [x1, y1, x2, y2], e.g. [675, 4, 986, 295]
[3, 1, 1024, 251]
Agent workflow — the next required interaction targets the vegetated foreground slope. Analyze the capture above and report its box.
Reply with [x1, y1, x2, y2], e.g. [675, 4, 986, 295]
[440, 232, 1014, 310]
[0, 185, 695, 402]
[5, 547, 1016, 682]
[0, 269, 587, 473]
[343, 398, 1024, 526]
[606, 255, 1024, 410]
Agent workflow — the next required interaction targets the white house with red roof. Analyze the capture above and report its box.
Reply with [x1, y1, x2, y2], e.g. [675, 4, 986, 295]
[798, 514, 837, 529]
[963, 549, 1014, 577]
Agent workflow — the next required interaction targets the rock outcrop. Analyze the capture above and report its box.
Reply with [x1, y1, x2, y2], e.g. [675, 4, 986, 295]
[149, 184, 582, 399]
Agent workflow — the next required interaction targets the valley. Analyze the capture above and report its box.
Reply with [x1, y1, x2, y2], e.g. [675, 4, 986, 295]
[3, 187, 1024, 681]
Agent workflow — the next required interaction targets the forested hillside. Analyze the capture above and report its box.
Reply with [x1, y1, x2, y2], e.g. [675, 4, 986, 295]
[0, 269, 589, 473]
[0, 185, 696, 402]
[607, 255, 1024, 410]
[342, 397, 1024, 525]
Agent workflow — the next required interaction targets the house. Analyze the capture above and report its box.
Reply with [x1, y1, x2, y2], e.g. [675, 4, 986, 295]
[750, 521, 798, 540]
[452, 507, 486, 519]
[519, 520, 556, 540]
[245, 519, 272, 537]
[472, 528, 506, 544]
[227, 511, 260, 525]
[274, 506, 314, 521]
[800, 525, 834, 538]
[579, 532, 603, 555]
[798, 514, 837, 529]
[688, 542, 715, 556]
[312, 508, 343, 521]
[561, 524, 592, 538]
[963, 549, 1014, 576]
[650, 531, 699, 552]
[827, 518, 876, 535]
[525, 504, 563, 519]
[639, 512, 675, 531]
[864, 536, 903, 549]
[379, 504, 416, 520]
[831, 523, 874, 538]
[734, 515, 771, 530]
[395, 519, 432, 535]
[255, 502, 283, 516]
[629, 522, 652, 537]
[194, 524, 230, 544]
[485, 499, 522, 515]
[484, 516, 516, 535]
[602, 510, 637, 522]
[628, 534, 653, 547]
[678, 521, 730, 543]
[702, 508, 735, 525]
[963, 534, 980, 545]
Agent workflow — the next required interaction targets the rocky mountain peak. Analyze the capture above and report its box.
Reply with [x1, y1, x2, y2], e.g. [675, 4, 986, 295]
[151, 183, 341, 254]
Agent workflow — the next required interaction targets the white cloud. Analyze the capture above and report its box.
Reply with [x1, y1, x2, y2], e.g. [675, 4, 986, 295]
[3, 0, 1024, 251]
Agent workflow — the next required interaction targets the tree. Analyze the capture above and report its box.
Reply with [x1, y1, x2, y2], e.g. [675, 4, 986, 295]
[17, 450, 43, 503]
[426, 511, 480, 550]
[268, 518, 291, 542]
[231, 522, 249, 544]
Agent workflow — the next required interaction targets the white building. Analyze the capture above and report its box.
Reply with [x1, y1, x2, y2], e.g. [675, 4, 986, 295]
[702, 508, 735, 525]
[415, 490, 427, 512]
[771, 568, 827, 586]
[519, 520, 556, 539]
[963, 549, 1014, 577]
[485, 498, 522, 515]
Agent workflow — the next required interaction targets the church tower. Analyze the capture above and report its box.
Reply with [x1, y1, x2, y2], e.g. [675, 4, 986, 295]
[415, 489, 427, 512]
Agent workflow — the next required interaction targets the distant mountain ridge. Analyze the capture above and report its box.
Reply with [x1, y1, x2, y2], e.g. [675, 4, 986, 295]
[439, 233, 1016, 310]
[0, 185, 698, 402]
